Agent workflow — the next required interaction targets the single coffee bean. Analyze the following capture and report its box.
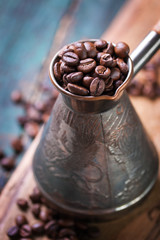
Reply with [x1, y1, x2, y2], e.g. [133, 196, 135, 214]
[58, 47, 74, 58]
[77, 58, 96, 73]
[24, 122, 39, 139]
[73, 42, 87, 60]
[110, 67, 121, 81]
[116, 58, 129, 75]
[114, 79, 124, 90]
[66, 72, 83, 83]
[7, 226, 19, 239]
[45, 220, 58, 238]
[68, 83, 89, 96]
[58, 219, 75, 227]
[60, 61, 76, 74]
[53, 62, 62, 81]
[11, 137, 24, 154]
[17, 198, 28, 210]
[62, 52, 79, 67]
[114, 42, 130, 58]
[105, 78, 113, 88]
[39, 208, 52, 222]
[19, 224, 32, 238]
[11, 90, 23, 104]
[15, 215, 28, 227]
[1, 157, 15, 170]
[84, 42, 97, 58]
[26, 106, 42, 123]
[31, 204, 41, 218]
[103, 42, 114, 55]
[97, 52, 105, 62]
[58, 228, 76, 238]
[127, 79, 142, 96]
[100, 53, 113, 67]
[29, 186, 41, 203]
[90, 77, 105, 96]
[142, 83, 156, 99]
[94, 39, 107, 50]
[31, 222, 44, 235]
[62, 73, 68, 86]
[87, 226, 100, 238]
[82, 76, 94, 88]
[95, 65, 111, 79]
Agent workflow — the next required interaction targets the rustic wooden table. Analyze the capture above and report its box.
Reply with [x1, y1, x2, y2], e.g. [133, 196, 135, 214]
[0, 0, 160, 239]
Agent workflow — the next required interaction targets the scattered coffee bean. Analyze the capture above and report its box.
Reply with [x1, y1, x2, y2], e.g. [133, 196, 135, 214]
[15, 215, 28, 227]
[62, 52, 79, 67]
[94, 39, 107, 50]
[68, 83, 89, 96]
[1, 157, 15, 170]
[77, 58, 96, 73]
[11, 90, 23, 104]
[7, 225, 19, 239]
[16, 198, 28, 210]
[31, 222, 44, 235]
[29, 186, 41, 203]
[90, 78, 105, 96]
[17, 116, 29, 127]
[19, 224, 32, 238]
[24, 122, 39, 138]
[11, 137, 24, 154]
[114, 42, 130, 59]
[31, 204, 41, 218]
[26, 106, 42, 123]
[39, 208, 52, 222]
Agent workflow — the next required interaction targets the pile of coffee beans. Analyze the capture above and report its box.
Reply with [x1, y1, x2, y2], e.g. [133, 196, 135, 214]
[7, 186, 100, 239]
[53, 40, 130, 96]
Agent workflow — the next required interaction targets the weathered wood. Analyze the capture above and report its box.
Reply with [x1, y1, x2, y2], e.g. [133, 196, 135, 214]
[0, 0, 160, 239]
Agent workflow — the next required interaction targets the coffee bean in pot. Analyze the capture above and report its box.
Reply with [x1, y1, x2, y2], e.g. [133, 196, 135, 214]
[66, 72, 83, 83]
[62, 52, 79, 67]
[114, 42, 130, 58]
[73, 42, 87, 60]
[110, 67, 121, 81]
[68, 83, 89, 96]
[90, 78, 105, 96]
[84, 41, 97, 58]
[53, 62, 62, 81]
[100, 53, 113, 67]
[116, 58, 129, 75]
[82, 76, 94, 88]
[77, 58, 96, 74]
[94, 39, 107, 50]
[95, 65, 111, 79]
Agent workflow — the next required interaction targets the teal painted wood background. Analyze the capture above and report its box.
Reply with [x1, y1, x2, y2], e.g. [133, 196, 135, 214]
[0, 0, 127, 190]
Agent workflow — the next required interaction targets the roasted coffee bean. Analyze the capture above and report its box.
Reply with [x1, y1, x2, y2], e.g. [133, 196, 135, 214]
[94, 39, 107, 50]
[142, 83, 156, 99]
[1, 157, 15, 170]
[24, 122, 39, 138]
[95, 65, 111, 79]
[77, 58, 96, 73]
[19, 224, 32, 238]
[15, 215, 28, 227]
[84, 42, 97, 58]
[90, 78, 105, 96]
[11, 90, 23, 104]
[45, 220, 58, 238]
[7, 226, 19, 239]
[100, 53, 113, 67]
[105, 78, 113, 89]
[31, 222, 44, 235]
[16, 198, 28, 210]
[60, 61, 76, 74]
[110, 67, 121, 81]
[39, 208, 52, 222]
[114, 42, 130, 58]
[73, 42, 87, 60]
[0, 149, 5, 159]
[68, 83, 89, 96]
[58, 228, 76, 238]
[31, 204, 41, 218]
[26, 106, 42, 123]
[34, 101, 47, 113]
[29, 186, 41, 203]
[87, 226, 100, 238]
[96, 52, 105, 62]
[82, 76, 94, 88]
[103, 42, 114, 55]
[53, 62, 62, 81]
[114, 80, 123, 89]
[11, 137, 24, 154]
[58, 219, 75, 227]
[62, 52, 79, 67]
[127, 79, 143, 96]
[58, 47, 74, 58]
[66, 72, 83, 83]
[117, 58, 129, 75]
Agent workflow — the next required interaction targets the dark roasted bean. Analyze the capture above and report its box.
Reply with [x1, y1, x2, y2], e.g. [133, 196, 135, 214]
[7, 226, 19, 239]
[117, 58, 129, 75]
[103, 42, 114, 55]
[94, 39, 107, 50]
[60, 61, 76, 74]
[114, 42, 130, 58]
[11, 90, 23, 104]
[58, 219, 75, 227]
[53, 62, 62, 81]
[39, 208, 52, 222]
[105, 78, 113, 88]
[31, 204, 41, 218]
[1, 157, 15, 170]
[82, 76, 94, 88]
[17, 198, 28, 210]
[19, 224, 32, 238]
[68, 83, 89, 96]
[95, 65, 111, 79]
[45, 220, 58, 238]
[15, 215, 28, 227]
[96, 52, 105, 62]
[62, 52, 79, 67]
[142, 83, 156, 99]
[110, 67, 121, 81]
[58, 47, 74, 58]
[66, 72, 83, 83]
[11, 137, 24, 154]
[114, 80, 123, 89]
[100, 53, 113, 67]
[73, 42, 87, 60]
[77, 58, 96, 73]
[58, 228, 76, 238]
[29, 186, 41, 203]
[127, 79, 143, 96]
[90, 78, 105, 96]
[87, 226, 100, 238]
[31, 222, 44, 235]
[24, 122, 39, 138]
[84, 42, 97, 58]
[26, 106, 42, 123]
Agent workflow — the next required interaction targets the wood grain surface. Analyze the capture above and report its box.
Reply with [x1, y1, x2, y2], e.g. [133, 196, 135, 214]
[0, 0, 160, 239]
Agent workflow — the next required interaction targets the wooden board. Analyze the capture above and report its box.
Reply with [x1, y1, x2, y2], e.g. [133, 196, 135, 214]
[0, 0, 160, 239]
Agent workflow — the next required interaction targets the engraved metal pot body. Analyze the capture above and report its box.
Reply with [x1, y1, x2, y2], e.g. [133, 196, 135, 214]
[33, 37, 159, 221]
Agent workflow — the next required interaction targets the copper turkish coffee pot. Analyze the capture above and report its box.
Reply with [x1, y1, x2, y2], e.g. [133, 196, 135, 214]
[33, 21, 160, 221]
